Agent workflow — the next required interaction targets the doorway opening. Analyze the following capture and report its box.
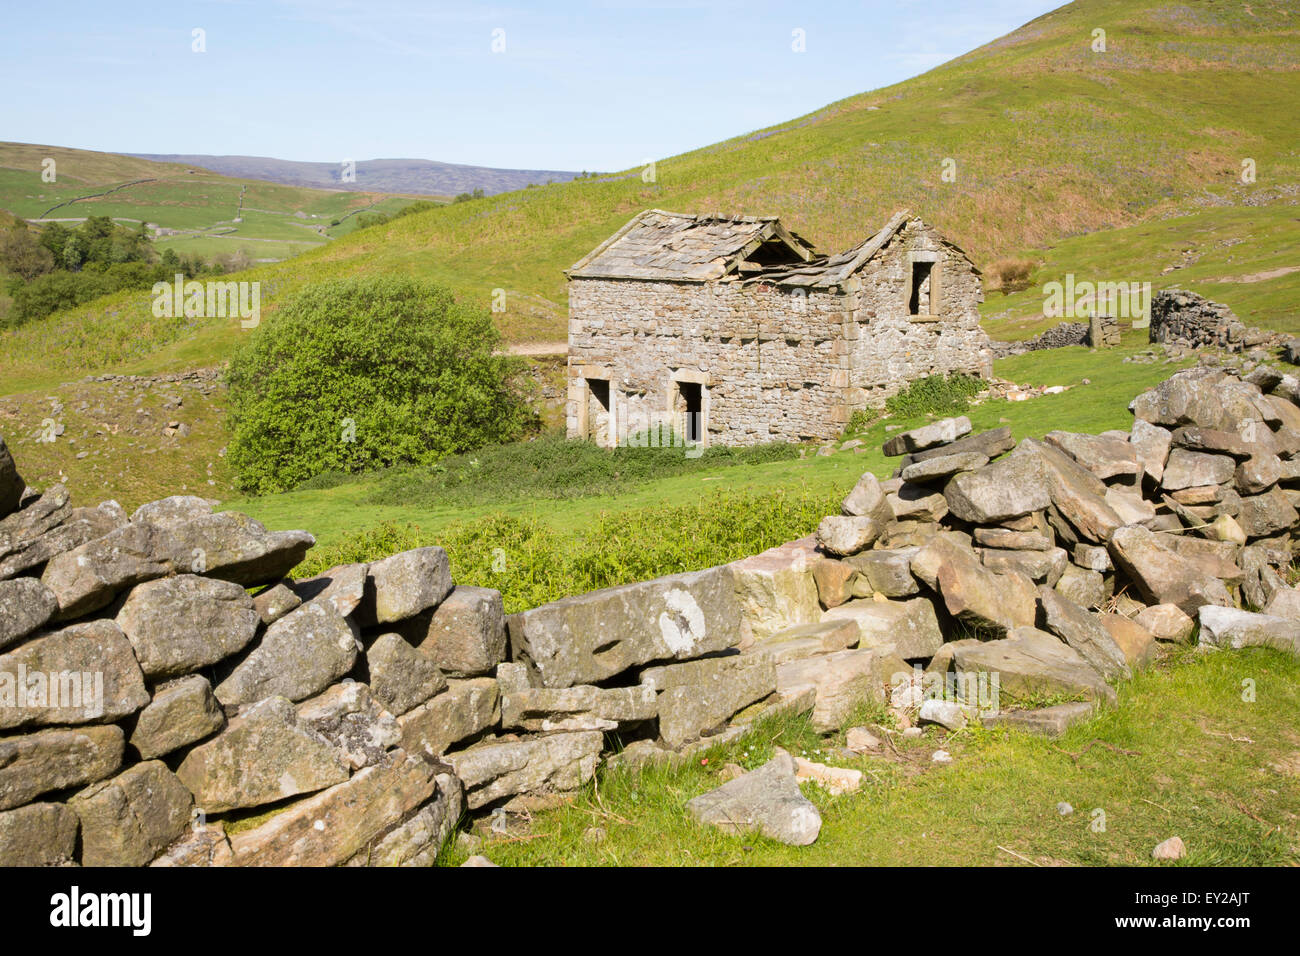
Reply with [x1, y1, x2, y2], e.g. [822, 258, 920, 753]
[677, 381, 703, 444]
[586, 378, 611, 443]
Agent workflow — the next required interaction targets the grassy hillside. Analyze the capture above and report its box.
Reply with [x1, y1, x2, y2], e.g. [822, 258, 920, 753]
[2, 0, 1297, 395]
[0, 142, 425, 265]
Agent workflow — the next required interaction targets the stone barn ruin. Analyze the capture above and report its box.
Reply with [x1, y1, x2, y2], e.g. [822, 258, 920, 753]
[565, 209, 991, 449]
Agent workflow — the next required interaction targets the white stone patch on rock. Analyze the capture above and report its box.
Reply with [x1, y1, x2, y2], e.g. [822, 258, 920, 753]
[658, 587, 706, 655]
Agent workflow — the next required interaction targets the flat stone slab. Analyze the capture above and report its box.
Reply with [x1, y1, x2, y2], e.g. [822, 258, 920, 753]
[904, 426, 1014, 466]
[500, 677, 657, 733]
[900, 452, 989, 484]
[943, 453, 1051, 523]
[230, 751, 446, 866]
[1109, 525, 1233, 616]
[0, 619, 149, 730]
[686, 751, 821, 846]
[882, 417, 972, 457]
[776, 646, 906, 732]
[0, 725, 124, 811]
[1044, 431, 1138, 481]
[981, 701, 1096, 738]
[447, 730, 603, 810]
[214, 599, 359, 706]
[398, 677, 500, 758]
[116, 574, 260, 680]
[823, 596, 942, 659]
[176, 696, 351, 814]
[509, 565, 742, 687]
[1197, 606, 1300, 655]
[942, 626, 1117, 706]
[641, 654, 775, 748]
[749, 619, 861, 663]
[1038, 587, 1131, 682]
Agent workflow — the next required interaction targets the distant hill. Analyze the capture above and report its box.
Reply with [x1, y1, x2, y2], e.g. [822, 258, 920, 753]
[127, 154, 581, 196]
[0, 142, 427, 265]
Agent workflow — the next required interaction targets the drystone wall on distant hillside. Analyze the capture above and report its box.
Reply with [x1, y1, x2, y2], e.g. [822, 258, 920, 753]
[3, 357, 1300, 864]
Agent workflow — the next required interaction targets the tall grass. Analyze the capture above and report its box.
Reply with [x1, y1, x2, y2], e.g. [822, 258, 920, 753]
[295, 485, 840, 612]
[347, 432, 802, 509]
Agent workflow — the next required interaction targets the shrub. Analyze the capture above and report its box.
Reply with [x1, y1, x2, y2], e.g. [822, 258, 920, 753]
[225, 276, 528, 494]
[990, 257, 1036, 294]
[885, 372, 984, 419]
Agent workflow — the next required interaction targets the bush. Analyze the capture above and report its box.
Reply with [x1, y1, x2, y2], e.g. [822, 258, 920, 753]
[885, 372, 984, 419]
[990, 257, 1036, 294]
[225, 276, 528, 494]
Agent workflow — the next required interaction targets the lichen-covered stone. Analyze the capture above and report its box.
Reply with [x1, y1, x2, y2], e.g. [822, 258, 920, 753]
[397, 585, 506, 677]
[0, 724, 124, 811]
[367, 632, 447, 716]
[0, 802, 79, 866]
[70, 760, 193, 867]
[447, 730, 603, 810]
[116, 574, 259, 679]
[0, 577, 58, 650]
[509, 565, 741, 687]
[176, 696, 350, 813]
[130, 675, 224, 759]
[215, 599, 359, 706]
[0, 619, 148, 730]
[397, 677, 500, 758]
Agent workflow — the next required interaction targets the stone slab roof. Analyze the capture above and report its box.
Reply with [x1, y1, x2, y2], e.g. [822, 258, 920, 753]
[749, 210, 912, 288]
[566, 209, 816, 282]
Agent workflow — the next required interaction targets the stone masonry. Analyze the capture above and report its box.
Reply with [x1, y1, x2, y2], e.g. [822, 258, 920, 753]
[566, 210, 991, 448]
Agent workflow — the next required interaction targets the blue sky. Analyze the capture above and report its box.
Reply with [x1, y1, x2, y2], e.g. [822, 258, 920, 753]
[0, 0, 1062, 171]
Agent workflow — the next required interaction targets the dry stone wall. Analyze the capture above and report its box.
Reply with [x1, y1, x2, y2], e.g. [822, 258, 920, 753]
[4, 358, 1300, 863]
[1150, 289, 1282, 352]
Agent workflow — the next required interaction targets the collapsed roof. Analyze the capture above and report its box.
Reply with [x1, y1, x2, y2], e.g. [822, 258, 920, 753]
[567, 208, 971, 289]
[566, 209, 816, 282]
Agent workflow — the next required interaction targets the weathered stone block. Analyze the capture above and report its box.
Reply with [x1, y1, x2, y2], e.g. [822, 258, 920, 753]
[510, 565, 742, 687]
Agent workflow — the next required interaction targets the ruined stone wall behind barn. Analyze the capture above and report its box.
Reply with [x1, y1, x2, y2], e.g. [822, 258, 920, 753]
[566, 277, 851, 445]
[844, 223, 990, 413]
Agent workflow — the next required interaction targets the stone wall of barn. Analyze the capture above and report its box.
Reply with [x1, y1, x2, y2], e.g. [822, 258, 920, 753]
[566, 278, 850, 446]
[841, 221, 991, 417]
[565, 222, 990, 448]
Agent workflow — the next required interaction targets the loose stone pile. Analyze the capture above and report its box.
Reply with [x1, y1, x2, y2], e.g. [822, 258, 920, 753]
[1150, 289, 1283, 353]
[2, 359, 1300, 863]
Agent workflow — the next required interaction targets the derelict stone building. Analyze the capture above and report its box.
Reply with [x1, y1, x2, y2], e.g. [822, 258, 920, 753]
[565, 209, 991, 449]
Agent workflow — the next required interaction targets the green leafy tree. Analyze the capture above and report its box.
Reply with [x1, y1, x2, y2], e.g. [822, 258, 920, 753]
[61, 234, 84, 271]
[0, 226, 55, 281]
[225, 276, 529, 494]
